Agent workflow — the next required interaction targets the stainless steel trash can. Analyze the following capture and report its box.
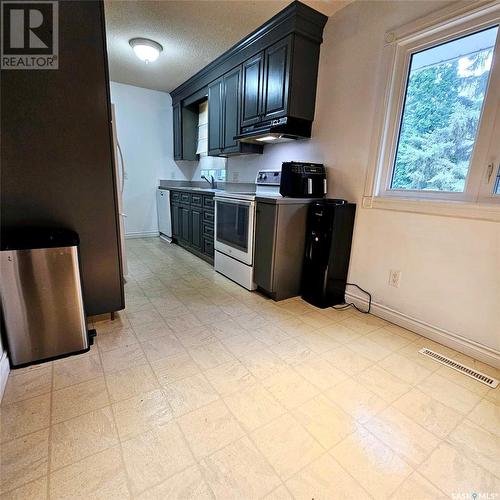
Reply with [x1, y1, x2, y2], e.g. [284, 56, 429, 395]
[0, 228, 91, 367]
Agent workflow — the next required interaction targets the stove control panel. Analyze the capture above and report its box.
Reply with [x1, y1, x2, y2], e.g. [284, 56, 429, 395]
[256, 169, 281, 186]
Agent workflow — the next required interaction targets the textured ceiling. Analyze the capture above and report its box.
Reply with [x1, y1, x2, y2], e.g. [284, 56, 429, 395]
[104, 0, 350, 93]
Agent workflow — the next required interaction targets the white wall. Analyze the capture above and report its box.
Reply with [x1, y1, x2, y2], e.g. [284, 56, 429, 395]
[110, 82, 193, 237]
[228, 0, 500, 358]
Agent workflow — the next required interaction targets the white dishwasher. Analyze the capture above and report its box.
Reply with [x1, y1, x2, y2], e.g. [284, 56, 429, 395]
[156, 188, 172, 242]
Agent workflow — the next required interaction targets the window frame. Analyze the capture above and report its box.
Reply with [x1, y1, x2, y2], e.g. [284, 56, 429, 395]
[366, 1, 500, 216]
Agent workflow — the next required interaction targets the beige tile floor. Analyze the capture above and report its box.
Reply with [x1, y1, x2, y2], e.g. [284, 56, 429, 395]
[1, 237, 499, 499]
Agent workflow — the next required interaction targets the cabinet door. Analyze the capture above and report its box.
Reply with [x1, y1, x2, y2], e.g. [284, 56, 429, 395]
[254, 202, 277, 293]
[173, 103, 182, 160]
[171, 203, 180, 237]
[222, 66, 241, 153]
[241, 52, 264, 127]
[208, 78, 223, 155]
[190, 209, 202, 251]
[262, 37, 291, 121]
[203, 237, 214, 258]
[180, 206, 190, 242]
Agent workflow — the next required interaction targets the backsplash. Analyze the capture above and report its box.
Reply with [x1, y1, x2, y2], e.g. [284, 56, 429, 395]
[226, 139, 323, 183]
[169, 138, 324, 185]
[195, 155, 227, 182]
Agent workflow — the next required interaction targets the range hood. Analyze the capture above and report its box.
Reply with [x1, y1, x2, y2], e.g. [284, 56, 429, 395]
[234, 117, 312, 144]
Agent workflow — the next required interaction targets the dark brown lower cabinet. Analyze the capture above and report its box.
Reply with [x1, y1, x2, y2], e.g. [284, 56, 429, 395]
[254, 199, 311, 301]
[171, 204, 180, 237]
[180, 206, 190, 242]
[203, 237, 214, 259]
[171, 191, 214, 264]
[190, 209, 203, 251]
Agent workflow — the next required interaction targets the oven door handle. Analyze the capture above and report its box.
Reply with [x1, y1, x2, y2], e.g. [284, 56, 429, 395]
[215, 198, 254, 207]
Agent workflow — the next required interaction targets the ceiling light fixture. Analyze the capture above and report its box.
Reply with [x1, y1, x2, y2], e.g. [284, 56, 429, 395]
[129, 38, 163, 63]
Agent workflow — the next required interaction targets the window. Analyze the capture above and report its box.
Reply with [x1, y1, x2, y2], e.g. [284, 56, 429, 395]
[392, 28, 497, 193]
[495, 166, 500, 194]
[369, 3, 500, 209]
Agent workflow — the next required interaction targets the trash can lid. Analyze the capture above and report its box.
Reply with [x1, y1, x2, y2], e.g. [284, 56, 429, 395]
[0, 227, 79, 251]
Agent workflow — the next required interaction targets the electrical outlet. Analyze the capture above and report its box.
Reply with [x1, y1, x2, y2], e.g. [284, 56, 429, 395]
[389, 270, 402, 288]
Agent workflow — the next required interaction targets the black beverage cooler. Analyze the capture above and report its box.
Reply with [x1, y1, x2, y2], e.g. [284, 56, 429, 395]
[301, 200, 356, 308]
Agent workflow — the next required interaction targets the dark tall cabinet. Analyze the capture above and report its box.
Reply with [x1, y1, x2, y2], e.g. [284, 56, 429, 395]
[0, 0, 124, 316]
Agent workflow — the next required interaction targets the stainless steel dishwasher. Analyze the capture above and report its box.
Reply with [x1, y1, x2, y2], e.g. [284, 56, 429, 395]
[157, 188, 172, 241]
[0, 228, 93, 367]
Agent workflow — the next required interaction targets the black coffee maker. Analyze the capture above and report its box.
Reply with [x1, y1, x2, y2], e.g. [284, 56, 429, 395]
[280, 161, 327, 198]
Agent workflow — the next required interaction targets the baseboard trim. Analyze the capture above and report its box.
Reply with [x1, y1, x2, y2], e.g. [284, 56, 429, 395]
[159, 234, 173, 243]
[345, 291, 500, 369]
[125, 231, 159, 239]
[0, 351, 10, 401]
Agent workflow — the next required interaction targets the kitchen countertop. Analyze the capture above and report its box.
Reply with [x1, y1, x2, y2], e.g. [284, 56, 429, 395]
[158, 182, 323, 203]
[158, 180, 255, 193]
[158, 185, 222, 194]
[255, 195, 322, 204]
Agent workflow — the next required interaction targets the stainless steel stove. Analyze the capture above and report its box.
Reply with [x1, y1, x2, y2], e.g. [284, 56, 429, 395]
[214, 169, 281, 289]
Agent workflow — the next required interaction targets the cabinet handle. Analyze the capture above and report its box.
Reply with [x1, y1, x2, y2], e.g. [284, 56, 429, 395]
[486, 163, 494, 184]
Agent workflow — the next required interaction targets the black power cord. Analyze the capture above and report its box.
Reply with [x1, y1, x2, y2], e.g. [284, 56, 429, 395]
[332, 283, 372, 314]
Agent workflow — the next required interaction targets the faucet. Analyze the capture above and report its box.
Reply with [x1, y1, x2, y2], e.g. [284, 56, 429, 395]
[201, 175, 217, 189]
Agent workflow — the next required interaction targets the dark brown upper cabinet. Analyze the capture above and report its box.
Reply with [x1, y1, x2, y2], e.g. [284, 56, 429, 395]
[209, 67, 262, 157]
[240, 34, 319, 129]
[208, 78, 224, 155]
[261, 37, 291, 121]
[173, 101, 198, 161]
[241, 37, 291, 127]
[223, 67, 243, 152]
[173, 103, 182, 160]
[241, 53, 265, 127]
[171, 1, 327, 155]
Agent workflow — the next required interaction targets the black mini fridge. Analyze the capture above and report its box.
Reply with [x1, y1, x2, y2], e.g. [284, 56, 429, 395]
[301, 200, 356, 308]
